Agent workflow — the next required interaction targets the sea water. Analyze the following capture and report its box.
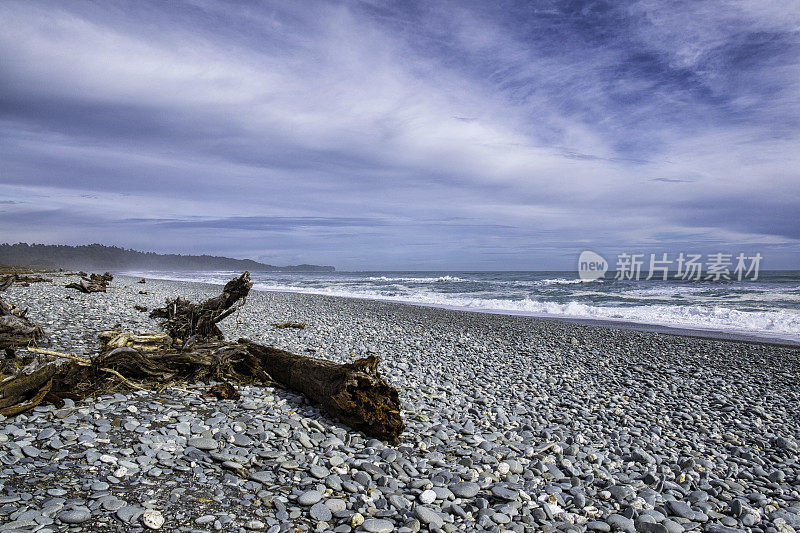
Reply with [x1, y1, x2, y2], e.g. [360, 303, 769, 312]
[122, 270, 800, 343]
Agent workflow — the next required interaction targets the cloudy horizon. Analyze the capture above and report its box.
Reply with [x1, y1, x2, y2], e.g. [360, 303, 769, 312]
[1, 0, 799, 270]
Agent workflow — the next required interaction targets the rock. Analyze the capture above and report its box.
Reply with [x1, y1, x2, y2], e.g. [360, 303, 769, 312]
[310, 465, 330, 479]
[116, 506, 144, 524]
[606, 513, 635, 532]
[730, 499, 743, 517]
[609, 485, 634, 502]
[491, 486, 518, 501]
[588, 521, 612, 532]
[667, 500, 707, 522]
[362, 518, 395, 533]
[298, 490, 323, 506]
[414, 506, 444, 528]
[249, 471, 272, 484]
[660, 519, 684, 533]
[389, 495, 411, 509]
[141, 509, 165, 530]
[419, 489, 436, 504]
[667, 501, 693, 519]
[632, 449, 655, 464]
[0, 520, 38, 530]
[705, 526, 745, 533]
[450, 482, 480, 498]
[636, 522, 668, 533]
[187, 437, 218, 451]
[775, 436, 798, 452]
[772, 510, 800, 529]
[325, 498, 347, 513]
[493, 512, 511, 524]
[58, 510, 91, 524]
[310, 502, 332, 522]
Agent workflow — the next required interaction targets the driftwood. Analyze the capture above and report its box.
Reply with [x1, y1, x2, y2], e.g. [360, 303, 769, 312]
[150, 272, 253, 341]
[0, 274, 52, 288]
[241, 342, 403, 442]
[274, 321, 306, 329]
[0, 272, 404, 443]
[0, 276, 44, 355]
[15, 275, 51, 284]
[65, 272, 113, 293]
[4, 339, 403, 442]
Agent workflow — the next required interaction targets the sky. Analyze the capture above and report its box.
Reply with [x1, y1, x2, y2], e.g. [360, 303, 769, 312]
[1, 0, 799, 270]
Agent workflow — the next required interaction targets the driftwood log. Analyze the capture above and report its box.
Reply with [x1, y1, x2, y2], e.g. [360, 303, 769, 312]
[0, 272, 404, 443]
[0, 276, 44, 357]
[242, 342, 403, 442]
[150, 272, 253, 341]
[65, 272, 113, 293]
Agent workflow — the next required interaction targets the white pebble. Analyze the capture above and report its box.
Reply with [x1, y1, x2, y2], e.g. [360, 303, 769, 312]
[419, 489, 436, 504]
[141, 509, 165, 530]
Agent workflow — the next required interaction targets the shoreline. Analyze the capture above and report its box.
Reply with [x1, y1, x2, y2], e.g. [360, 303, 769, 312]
[247, 283, 800, 350]
[120, 271, 800, 348]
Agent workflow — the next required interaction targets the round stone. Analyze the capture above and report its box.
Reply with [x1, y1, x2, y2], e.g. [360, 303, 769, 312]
[325, 498, 347, 513]
[59, 510, 91, 524]
[414, 506, 444, 527]
[418, 489, 437, 504]
[116, 506, 143, 524]
[187, 437, 218, 451]
[298, 490, 323, 506]
[249, 471, 272, 484]
[310, 465, 329, 479]
[491, 486, 518, 501]
[309, 502, 332, 522]
[362, 518, 395, 533]
[450, 482, 480, 499]
[91, 481, 110, 492]
[141, 509, 165, 530]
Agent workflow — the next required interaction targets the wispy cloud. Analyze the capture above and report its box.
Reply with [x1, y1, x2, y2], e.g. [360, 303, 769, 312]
[0, 0, 798, 268]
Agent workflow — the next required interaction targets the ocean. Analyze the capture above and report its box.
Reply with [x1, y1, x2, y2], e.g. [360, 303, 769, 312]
[121, 270, 800, 343]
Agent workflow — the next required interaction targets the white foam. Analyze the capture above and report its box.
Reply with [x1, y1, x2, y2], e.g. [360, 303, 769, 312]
[249, 282, 800, 341]
[537, 278, 602, 285]
[366, 275, 466, 283]
[120, 271, 800, 342]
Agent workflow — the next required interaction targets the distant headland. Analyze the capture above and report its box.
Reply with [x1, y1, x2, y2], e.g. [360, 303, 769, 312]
[0, 243, 335, 272]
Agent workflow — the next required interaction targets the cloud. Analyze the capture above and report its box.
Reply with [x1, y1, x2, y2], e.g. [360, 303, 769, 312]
[650, 178, 695, 183]
[0, 0, 798, 268]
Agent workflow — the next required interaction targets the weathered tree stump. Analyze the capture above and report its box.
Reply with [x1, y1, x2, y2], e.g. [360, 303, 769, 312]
[240, 341, 403, 443]
[65, 272, 113, 293]
[150, 271, 253, 341]
[0, 276, 44, 356]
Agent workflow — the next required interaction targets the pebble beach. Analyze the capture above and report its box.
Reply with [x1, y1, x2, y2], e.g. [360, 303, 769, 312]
[1, 274, 800, 533]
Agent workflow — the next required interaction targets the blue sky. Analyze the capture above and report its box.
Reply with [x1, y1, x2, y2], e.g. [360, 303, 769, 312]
[1, 0, 799, 269]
